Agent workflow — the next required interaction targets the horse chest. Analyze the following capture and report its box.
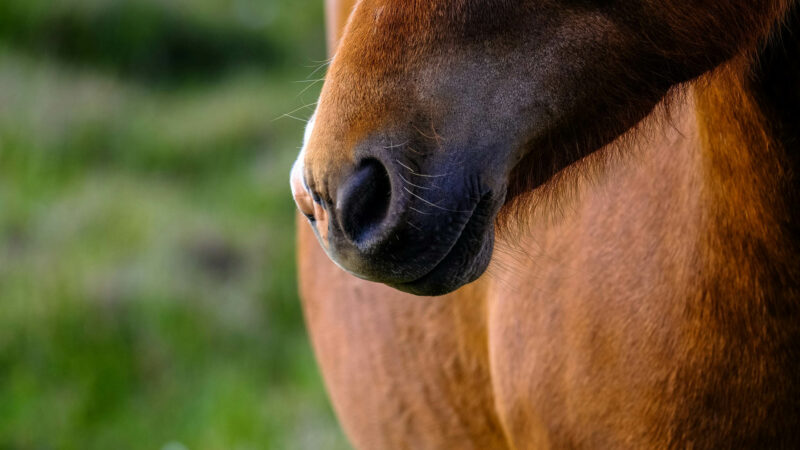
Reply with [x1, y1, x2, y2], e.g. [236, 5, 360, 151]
[485, 111, 706, 448]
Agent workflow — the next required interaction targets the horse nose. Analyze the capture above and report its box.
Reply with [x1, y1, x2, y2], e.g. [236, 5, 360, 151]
[336, 158, 393, 246]
[292, 155, 395, 252]
[291, 158, 332, 246]
[290, 158, 317, 219]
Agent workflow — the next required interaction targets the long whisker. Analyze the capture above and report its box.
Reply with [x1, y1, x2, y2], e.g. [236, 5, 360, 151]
[399, 173, 437, 190]
[409, 206, 433, 215]
[296, 78, 325, 97]
[306, 56, 334, 65]
[395, 160, 449, 178]
[305, 61, 331, 79]
[273, 102, 318, 122]
[412, 124, 437, 141]
[293, 78, 326, 84]
[429, 122, 445, 148]
[412, 123, 445, 149]
[278, 114, 309, 123]
[403, 187, 471, 213]
[406, 220, 422, 231]
[384, 140, 409, 149]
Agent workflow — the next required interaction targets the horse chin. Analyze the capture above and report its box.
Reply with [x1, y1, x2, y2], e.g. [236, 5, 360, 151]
[391, 226, 494, 297]
[387, 194, 499, 296]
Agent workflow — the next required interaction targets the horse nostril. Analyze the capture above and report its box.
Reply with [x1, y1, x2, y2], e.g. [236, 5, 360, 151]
[290, 161, 316, 219]
[337, 158, 392, 245]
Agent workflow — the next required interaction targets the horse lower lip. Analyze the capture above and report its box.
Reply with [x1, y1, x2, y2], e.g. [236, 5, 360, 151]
[391, 194, 494, 294]
[410, 210, 479, 280]
[392, 232, 487, 296]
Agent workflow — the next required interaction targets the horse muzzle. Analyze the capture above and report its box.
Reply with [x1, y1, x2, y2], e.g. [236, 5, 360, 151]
[291, 141, 502, 296]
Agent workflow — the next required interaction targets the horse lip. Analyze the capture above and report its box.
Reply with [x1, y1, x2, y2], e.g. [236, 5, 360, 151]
[291, 158, 332, 248]
[390, 192, 495, 294]
[290, 161, 315, 218]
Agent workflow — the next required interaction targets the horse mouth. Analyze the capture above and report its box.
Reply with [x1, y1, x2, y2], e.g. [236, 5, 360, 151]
[388, 192, 497, 296]
[293, 143, 504, 296]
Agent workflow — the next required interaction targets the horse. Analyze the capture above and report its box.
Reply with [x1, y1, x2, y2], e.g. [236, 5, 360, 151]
[291, 0, 800, 448]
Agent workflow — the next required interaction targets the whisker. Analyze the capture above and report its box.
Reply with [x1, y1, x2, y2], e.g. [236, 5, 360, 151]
[273, 102, 318, 122]
[395, 160, 415, 172]
[429, 122, 445, 148]
[412, 123, 438, 141]
[410, 173, 449, 178]
[403, 187, 471, 213]
[399, 173, 436, 190]
[307, 56, 334, 65]
[279, 114, 309, 123]
[296, 78, 325, 97]
[395, 160, 449, 178]
[384, 140, 409, 149]
[305, 61, 331, 78]
[412, 123, 446, 149]
[409, 206, 433, 215]
[293, 78, 326, 84]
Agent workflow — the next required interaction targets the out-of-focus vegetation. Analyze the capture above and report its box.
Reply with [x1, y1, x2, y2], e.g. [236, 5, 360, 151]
[0, 0, 349, 448]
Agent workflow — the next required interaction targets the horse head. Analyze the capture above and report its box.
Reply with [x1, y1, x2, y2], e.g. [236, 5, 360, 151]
[291, 0, 789, 295]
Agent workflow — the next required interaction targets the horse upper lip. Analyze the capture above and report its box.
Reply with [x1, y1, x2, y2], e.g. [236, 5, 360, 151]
[290, 161, 315, 218]
[291, 161, 332, 247]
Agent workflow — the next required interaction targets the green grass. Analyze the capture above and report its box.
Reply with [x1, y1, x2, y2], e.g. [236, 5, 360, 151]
[0, 0, 325, 81]
[0, 1, 347, 448]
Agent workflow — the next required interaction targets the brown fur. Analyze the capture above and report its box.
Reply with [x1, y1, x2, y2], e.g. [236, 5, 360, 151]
[298, 0, 800, 448]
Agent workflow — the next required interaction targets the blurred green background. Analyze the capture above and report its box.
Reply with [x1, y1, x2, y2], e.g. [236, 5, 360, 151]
[0, 0, 350, 448]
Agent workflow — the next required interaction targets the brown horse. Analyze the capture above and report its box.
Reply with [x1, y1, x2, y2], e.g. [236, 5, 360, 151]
[292, 0, 800, 448]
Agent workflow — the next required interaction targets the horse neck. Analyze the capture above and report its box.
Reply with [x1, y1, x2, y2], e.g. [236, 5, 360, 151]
[692, 13, 800, 317]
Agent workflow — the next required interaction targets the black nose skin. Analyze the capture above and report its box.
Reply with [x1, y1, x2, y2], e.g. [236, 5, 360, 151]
[336, 158, 393, 248]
